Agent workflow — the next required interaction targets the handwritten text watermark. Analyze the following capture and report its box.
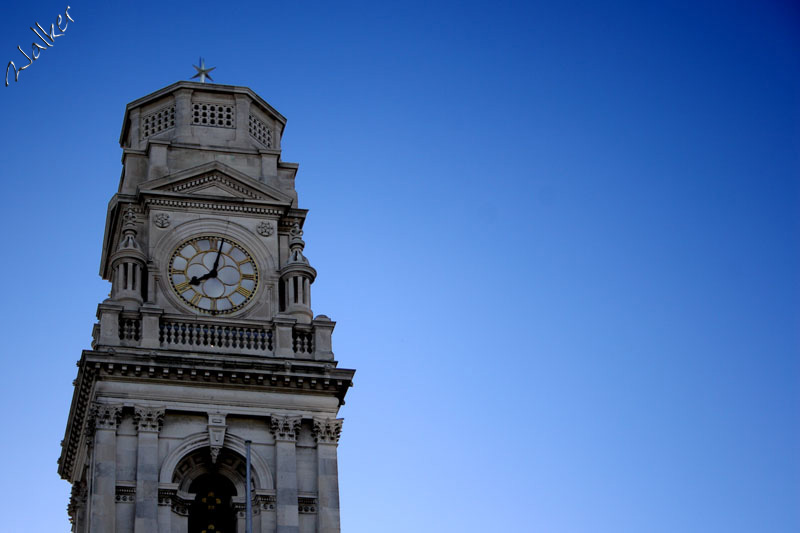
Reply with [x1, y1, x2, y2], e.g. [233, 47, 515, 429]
[6, 6, 74, 87]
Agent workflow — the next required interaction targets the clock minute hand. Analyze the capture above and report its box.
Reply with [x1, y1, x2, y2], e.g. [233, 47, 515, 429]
[212, 239, 224, 271]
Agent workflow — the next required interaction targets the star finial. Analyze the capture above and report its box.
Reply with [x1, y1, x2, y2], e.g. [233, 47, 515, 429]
[191, 57, 215, 83]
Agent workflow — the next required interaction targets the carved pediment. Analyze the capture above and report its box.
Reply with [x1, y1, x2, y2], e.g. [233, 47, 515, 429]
[142, 161, 292, 204]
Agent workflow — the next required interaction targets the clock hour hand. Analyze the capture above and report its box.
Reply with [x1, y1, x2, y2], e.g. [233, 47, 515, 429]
[189, 241, 225, 285]
[189, 269, 216, 285]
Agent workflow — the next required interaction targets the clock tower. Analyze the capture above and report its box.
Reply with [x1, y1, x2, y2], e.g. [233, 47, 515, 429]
[58, 81, 355, 533]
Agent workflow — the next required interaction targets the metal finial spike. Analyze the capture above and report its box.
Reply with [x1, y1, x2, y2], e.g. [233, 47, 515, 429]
[191, 57, 215, 83]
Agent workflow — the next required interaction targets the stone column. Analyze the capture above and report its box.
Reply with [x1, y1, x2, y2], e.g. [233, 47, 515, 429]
[89, 403, 122, 533]
[270, 415, 302, 533]
[134, 406, 165, 533]
[312, 418, 344, 533]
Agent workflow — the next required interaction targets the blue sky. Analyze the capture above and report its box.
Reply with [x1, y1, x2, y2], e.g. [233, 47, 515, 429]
[0, 1, 797, 531]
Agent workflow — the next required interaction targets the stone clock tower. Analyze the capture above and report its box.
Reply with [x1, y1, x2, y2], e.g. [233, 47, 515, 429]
[58, 81, 355, 533]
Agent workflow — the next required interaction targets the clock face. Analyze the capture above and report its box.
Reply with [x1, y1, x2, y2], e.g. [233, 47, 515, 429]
[168, 235, 259, 314]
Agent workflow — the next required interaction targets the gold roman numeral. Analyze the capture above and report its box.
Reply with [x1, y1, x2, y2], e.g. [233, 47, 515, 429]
[237, 258, 251, 266]
[170, 268, 184, 275]
[190, 293, 202, 305]
[174, 281, 191, 293]
[235, 286, 252, 298]
[242, 273, 256, 281]
[207, 237, 219, 250]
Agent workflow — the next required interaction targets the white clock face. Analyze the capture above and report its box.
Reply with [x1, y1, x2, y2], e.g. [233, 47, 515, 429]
[168, 235, 259, 314]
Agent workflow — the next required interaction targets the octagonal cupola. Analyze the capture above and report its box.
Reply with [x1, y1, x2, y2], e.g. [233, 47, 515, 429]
[116, 81, 298, 204]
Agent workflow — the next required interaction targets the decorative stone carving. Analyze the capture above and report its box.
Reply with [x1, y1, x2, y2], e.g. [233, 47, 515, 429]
[257, 220, 274, 237]
[258, 494, 276, 511]
[67, 481, 87, 519]
[122, 206, 137, 227]
[298, 497, 317, 514]
[153, 213, 170, 228]
[158, 488, 189, 516]
[134, 406, 165, 433]
[270, 414, 302, 442]
[116, 207, 141, 253]
[89, 403, 122, 431]
[312, 417, 343, 444]
[115, 485, 136, 503]
[207, 412, 227, 464]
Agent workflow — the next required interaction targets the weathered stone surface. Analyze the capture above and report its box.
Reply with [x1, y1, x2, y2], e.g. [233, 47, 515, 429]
[59, 81, 355, 533]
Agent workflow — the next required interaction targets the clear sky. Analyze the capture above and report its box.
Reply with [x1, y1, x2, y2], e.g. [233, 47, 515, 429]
[0, 1, 797, 531]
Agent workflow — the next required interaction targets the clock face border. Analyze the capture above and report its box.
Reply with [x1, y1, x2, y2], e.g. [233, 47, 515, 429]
[168, 234, 259, 315]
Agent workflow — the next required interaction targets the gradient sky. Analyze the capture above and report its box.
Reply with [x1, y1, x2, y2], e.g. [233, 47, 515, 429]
[1, 1, 798, 531]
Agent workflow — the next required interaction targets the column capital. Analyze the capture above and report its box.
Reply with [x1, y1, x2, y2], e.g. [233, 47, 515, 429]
[90, 403, 122, 431]
[134, 406, 165, 433]
[270, 414, 302, 442]
[312, 417, 343, 445]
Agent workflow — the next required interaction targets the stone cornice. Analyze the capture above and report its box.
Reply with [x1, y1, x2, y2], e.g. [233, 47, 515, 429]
[58, 349, 354, 482]
[143, 196, 285, 216]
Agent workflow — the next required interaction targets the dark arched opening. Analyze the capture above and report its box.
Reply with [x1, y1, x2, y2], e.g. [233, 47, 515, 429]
[188, 472, 237, 533]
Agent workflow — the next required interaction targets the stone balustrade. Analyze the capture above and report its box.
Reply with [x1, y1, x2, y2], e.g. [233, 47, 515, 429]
[93, 306, 335, 361]
[159, 318, 273, 353]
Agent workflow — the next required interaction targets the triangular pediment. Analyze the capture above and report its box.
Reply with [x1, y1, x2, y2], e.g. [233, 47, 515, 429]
[141, 161, 292, 204]
[191, 184, 238, 197]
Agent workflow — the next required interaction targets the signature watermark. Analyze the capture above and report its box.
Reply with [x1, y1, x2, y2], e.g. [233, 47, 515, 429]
[5, 6, 74, 87]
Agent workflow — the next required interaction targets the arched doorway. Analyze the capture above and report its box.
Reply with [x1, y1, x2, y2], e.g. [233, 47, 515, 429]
[188, 472, 236, 533]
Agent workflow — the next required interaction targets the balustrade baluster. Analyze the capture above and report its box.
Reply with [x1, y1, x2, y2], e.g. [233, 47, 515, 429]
[155, 319, 279, 352]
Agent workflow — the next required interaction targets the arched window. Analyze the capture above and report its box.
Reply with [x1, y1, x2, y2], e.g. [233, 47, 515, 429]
[188, 472, 236, 533]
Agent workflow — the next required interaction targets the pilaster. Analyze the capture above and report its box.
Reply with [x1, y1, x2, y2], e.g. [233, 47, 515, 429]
[234, 94, 251, 144]
[89, 403, 122, 533]
[312, 417, 343, 533]
[173, 88, 193, 143]
[270, 415, 302, 533]
[260, 149, 279, 181]
[133, 406, 164, 533]
[146, 140, 169, 180]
